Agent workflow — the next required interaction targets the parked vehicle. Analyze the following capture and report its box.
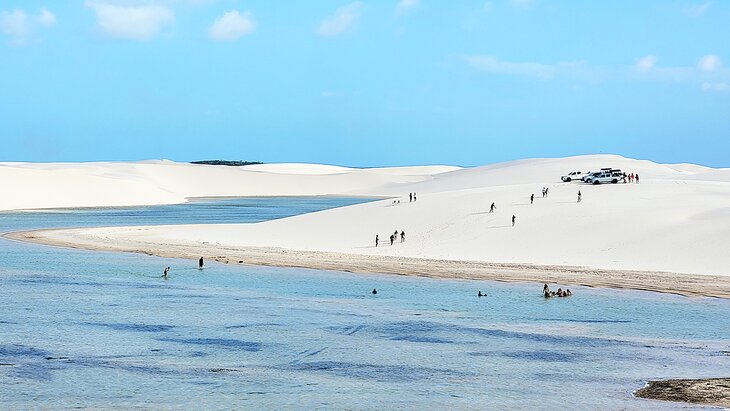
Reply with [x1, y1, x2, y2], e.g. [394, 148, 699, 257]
[561, 171, 585, 182]
[579, 168, 611, 182]
[584, 169, 623, 184]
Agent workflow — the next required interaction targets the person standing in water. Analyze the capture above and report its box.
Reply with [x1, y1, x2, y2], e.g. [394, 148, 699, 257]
[577, 190, 582, 203]
[375, 235, 379, 247]
[198, 257, 204, 269]
[512, 215, 516, 227]
[530, 194, 534, 204]
[489, 202, 496, 213]
[163, 266, 170, 278]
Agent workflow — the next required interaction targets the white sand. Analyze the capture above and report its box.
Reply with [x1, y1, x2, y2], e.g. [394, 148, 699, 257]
[4, 154, 730, 297]
[0, 160, 459, 211]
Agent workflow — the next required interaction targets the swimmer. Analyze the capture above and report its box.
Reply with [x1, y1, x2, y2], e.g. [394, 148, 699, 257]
[372, 288, 378, 295]
[163, 266, 170, 278]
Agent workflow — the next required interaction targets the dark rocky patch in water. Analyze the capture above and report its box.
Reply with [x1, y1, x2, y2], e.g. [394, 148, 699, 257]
[85, 322, 175, 333]
[286, 360, 471, 383]
[390, 335, 455, 344]
[329, 320, 639, 349]
[501, 350, 583, 362]
[536, 318, 632, 324]
[0, 345, 49, 358]
[158, 337, 262, 351]
[225, 323, 281, 329]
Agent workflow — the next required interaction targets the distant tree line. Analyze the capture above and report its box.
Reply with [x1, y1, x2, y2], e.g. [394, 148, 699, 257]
[190, 160, 263, 166]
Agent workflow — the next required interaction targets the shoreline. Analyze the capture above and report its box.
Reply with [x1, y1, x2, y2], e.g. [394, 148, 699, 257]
[6, 229, 730, 299]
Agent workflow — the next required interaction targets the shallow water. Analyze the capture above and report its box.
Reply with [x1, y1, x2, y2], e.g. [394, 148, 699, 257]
[1, 197, 729, 409]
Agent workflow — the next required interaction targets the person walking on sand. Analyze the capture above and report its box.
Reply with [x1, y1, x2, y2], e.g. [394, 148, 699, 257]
[390, 234, 394, 246]
[546, 187, 549, 196]
[376, 235, 379, 247]
[198, 257, 204, 269]
[489, 202, 496, 213]
[635, 174, 640, 184]
[409, 193, 413, 202]
[414, 193, 417, 202]
[512, 215, 516, 227]
[400, 231, 405, 242]
[530, 194, 534, 204]
[577, 190, 582, 203]
[163, 266, 170, 279]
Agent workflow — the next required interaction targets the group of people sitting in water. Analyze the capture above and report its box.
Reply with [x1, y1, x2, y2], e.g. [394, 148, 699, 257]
[477, 285, 572, 298]
[543, 283, 572, 298]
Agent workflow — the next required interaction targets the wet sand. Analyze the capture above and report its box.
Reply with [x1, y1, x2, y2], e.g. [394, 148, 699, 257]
[6, 228, 730, 299]
[635, 378, 730, 408]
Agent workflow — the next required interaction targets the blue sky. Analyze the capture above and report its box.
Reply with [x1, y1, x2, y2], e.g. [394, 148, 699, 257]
[1, 0, 729, 167]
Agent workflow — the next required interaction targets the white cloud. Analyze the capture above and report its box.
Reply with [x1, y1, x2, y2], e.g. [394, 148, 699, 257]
[684, 2, 712, 17]
[317, 2, 362, 37]
[38, 8, 56, 26]
[86, 1, 174, 40]
[1, 8, 56, 45]
[635, 55, 657, 72]
[209, 10, 255, 41]
[396, 0, 419, 16]
[697, 54, 721, 72]
[701, 82, 730, 92]
[0, 9, 29, 39]
[464, 55, 584, 79]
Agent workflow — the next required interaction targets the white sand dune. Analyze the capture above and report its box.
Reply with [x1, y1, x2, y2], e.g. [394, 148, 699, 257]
[0, 161, 459, 211]
[4, 155, 730, 296]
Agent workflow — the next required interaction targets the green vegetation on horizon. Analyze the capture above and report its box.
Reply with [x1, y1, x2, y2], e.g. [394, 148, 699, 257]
[191, 160, 263, 166]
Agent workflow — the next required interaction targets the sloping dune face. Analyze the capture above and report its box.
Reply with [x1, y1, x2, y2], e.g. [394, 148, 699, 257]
[0, 162, 460, 211]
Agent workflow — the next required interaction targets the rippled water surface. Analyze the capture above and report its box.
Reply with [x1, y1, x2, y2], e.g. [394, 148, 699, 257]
[1, 197, 729, 409]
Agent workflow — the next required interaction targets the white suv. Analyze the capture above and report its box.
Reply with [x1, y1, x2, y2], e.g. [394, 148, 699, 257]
[584, 169, 623, 184]
[561, 171, 585, 182]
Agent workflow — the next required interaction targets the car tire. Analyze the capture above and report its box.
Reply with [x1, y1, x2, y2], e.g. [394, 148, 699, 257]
[593, 180, 600, 185]
[565, 177, 571, 182]
[612, 179, 618, 184]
